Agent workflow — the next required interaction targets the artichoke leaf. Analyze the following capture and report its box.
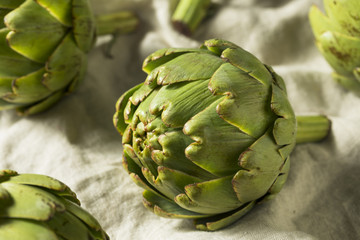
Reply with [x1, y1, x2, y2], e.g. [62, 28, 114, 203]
[114, 83, 143, 134]
[175, 175, 244, 215]
[143, 48, 214, 74]
[273, 118, 296, 146]
[266, 157, 290, 197]
[143, 189, 211, 219]
[66, 57, 88, 94]
[5, 68, 52, 104]
[209, 62, 275, 138]
[271, 83, 296, 145]
[47, 210, 94, 240]
[7, 173, 67, 191]
[133, 144, 159, 178]
[44, 32, 85, 91]
[72, 0, 95, 53]
[317, 31, 360, 77]
[0, 29, 42, 78]
[131, 87, 159, 127]
[61, 200, 108, 239]
[232, 169, 279, 204]
[266, 65, 287, 94]
[0, 219, 58, 240]
[145, 52, 224, 86]
[278, 142, 295, 160]
[123, 149, 160, 196]
[141, 166, 203, 200]
[194, 201, 256, 231]
[152, 130, 216, 180]
[36, 0, 72, 26]
[129, 82, 157, 108]
[4, 0, 68, 63]
[7, 173, 79, 204]
[149, 79, 221, 127]
[323, 0, 360, 36]
[271, 83, 295, 119]
[0, 182, 65, 220]
[308, 5, 342, 38]
[15, 90, 65, 116]
[233, 129, 284, 203]
[184, 98, 255, 176]
[238, 129, 284, 173]
[221, 47, 273, 86]
[123, 144, 142, 167]
[201, 39, 240, 56]
[130, 91, 162, 176]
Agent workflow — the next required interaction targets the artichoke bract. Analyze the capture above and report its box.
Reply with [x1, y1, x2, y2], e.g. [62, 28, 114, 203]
[113, 39, 330, 231]
[309, 0, 360, 96]
[0, 0, 138, 116]
[0, 169, 109, 240]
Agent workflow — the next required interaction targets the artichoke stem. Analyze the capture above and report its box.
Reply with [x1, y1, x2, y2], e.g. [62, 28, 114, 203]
[95, 11, 139, 36]
[295, 116, 331, 144]
[171, 0, 211, 36]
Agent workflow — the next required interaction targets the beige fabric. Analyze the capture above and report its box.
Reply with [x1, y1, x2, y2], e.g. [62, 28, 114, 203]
[1, 0, 359, 239]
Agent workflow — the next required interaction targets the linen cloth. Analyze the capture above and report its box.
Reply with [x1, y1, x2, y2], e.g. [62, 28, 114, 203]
[1, 0, 359, 239]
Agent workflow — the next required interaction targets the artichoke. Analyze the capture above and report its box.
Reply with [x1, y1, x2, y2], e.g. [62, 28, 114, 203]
[0, 0, 138, 116]
[113, 39, 330, 230]
[309, 0, 360, 96]
[0, 169, 109, 239]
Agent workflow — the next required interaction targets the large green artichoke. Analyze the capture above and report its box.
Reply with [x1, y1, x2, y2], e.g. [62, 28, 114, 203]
[309, 0, 360, 96]
[0, 169, 109, 239]
[0, 0, 138, 116]
[113, 39, 330, 230]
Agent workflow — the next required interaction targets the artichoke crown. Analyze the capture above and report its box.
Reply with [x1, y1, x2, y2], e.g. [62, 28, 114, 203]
[0, 169, 108, 239]
[113, 39, 296, 230]
[0, 0, 96, 115]
[309, 0, 360, 95]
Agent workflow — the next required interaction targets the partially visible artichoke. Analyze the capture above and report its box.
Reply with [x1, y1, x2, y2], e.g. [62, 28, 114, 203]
[113, 39, 330, 230]
[309, 0, 360, 96]
[171, 0, 211, 36]
[0, 0, 138, 116]
[0, 169, 109, 239]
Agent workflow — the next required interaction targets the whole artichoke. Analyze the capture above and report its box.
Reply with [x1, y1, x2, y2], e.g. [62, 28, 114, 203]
[0, 0, 138, 116]
[309, 0, 360, 96]
[113, 39, 330, 230]
[0, 169, 109, 239]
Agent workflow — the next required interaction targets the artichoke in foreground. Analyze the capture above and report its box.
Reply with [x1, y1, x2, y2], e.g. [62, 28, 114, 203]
[0, 169, 109, 239]
[0, 0, 138, 116]
[309, 0, 360, 96]
[113, 39, 331, 230]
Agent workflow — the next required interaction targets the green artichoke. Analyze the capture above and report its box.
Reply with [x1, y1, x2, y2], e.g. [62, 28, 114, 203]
[0, 169, 109, 239]
[309, 0, 360, 96]
[113, 39, 330, 230]
[0, 0, 138, 116]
